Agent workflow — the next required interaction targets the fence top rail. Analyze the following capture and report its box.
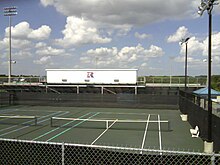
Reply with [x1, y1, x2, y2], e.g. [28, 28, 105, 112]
[1, 138, 219, 156]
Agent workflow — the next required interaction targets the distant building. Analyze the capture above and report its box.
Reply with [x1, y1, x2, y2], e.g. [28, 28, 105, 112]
[46, 69, 138, 85]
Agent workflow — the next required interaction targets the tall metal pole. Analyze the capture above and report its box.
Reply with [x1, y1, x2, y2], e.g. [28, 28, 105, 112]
[180, 37, 190, 90]
[4, 6, 17, 84]
[207, 9, 212, 142]
[197, 0, 218, 151]
[9, 15, 12, 83]
[184, 42, 188, 91]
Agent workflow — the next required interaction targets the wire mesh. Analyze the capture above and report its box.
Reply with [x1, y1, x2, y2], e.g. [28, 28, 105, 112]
[1, 138, 219, 165]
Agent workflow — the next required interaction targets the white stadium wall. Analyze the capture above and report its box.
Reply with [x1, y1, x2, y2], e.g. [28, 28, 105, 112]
[46, 69, 138, 84]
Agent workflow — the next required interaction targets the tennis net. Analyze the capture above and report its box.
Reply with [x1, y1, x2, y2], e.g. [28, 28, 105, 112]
[51, 117, 171, 131]
[0, 115, 37, 126]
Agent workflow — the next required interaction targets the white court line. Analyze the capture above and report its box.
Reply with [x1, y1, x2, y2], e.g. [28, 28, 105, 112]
[158, 114, 162, 151]
[13, 109, 70, 113]
[140, 114, 151, 154]
[91, 119, 118, 145]
[45, 113, 99, 142]
[0, 108, 18, 114]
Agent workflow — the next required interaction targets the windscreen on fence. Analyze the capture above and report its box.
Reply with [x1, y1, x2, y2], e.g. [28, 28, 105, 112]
[179, 90, 220, 152]
[0, 92, 10, 107]
[5, 92, 178, 109]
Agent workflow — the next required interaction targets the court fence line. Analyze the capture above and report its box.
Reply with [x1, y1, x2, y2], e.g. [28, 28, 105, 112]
[179, 90, 220, 152]
[1, 138, 220, 165]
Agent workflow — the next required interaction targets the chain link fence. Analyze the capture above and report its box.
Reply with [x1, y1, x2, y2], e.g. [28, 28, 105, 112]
[1, 138, 220, 165]
[179, 90, 220, 151]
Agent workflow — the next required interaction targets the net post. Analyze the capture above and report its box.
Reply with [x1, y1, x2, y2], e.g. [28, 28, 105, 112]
[106, 121, 108, 129]
[51, 117, 53, 127]
[34, 116, 37, 126]
[168, 121, 171, 131]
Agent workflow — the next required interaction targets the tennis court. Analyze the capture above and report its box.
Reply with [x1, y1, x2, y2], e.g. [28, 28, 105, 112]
[0, 105, 203, 151]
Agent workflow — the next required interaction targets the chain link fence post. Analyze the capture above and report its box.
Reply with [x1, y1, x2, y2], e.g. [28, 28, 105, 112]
[62, 142, 65, 165]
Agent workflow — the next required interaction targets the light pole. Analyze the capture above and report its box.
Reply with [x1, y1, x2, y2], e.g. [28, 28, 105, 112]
[203, 58, 212, 86]
[169, 56, 175, 86]
[4, 6, 17, 83]
[198, 0, 218, 152]
[180, 37, 190, 91]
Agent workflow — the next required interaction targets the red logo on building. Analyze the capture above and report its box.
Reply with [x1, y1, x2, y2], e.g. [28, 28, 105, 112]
[87, 72, 94, 78]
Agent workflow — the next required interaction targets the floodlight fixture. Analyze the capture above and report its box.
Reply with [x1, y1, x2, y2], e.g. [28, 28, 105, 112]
[11, 60, 16, 64]
[4, 6, 17, 16]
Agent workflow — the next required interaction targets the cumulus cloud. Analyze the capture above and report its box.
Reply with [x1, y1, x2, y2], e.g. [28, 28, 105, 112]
[87, 47, 118, 57]
[203, 32, 220, 57]
[167, 26, 189, 43]
[34, 56, 52, 65]
[12, 39, 32, 49]
[146, 45, 164, 57]
[55, 16, 112, 47]
[81, 44, 164, 68]
[83, 47, 118, 66]
[117, 44, 164, 62]
[6, 22, 31, 39]
[134, 32, 151, 40]
[179, 37, 204, 56]
[35, 42, 47, 48]
[1, 37, 32, 50]
[5, 22, 51, 41]
[172, 31, 220, 66]
[178, 32, 220, 59]
[13, 50, 32, 59]
[40, 0, 198, 26]
[41, 0, 54, 6]
[36, 46, 65, 56]
[28, 25, 51, 40]
[0, 38, 8, 50]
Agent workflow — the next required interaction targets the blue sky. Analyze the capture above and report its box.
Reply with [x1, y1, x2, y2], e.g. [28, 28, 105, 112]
[0, 0, 220, 76]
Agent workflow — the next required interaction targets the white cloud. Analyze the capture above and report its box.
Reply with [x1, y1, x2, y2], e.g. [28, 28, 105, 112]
[179, 37, 204, 56]
[28, 25, 51, 40]
[81, 44, 164, 68]
[12, 39, 32, 49]
[146, 45, 164, 57]
[135, 32, 151, 40]
[55, 16, 112, 47]
[203, 32, 220, 57]
[13, 51, 32, 59]
[35, 42, 47, 48]
[6, 22, 31, 39]
[213, 56, 220, 64]
[36, 46, 65, 56]
[167, 26, 189, 43]
[41, 0, 54, 7]
[0, 38, 7, 50]
[34, 56, 52, 65]
[177, 32, 220, 59]
[5, 22, 51, 41]
[87, 47, 118, 57]
[83, 47, 118, 66]
[167, 31, 220, 72]
[174, 56, 201, 63]
[40, 0, 198, 26]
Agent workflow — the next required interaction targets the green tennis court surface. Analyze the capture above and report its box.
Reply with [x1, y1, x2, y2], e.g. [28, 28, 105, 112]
[0, 105, 203, 151]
